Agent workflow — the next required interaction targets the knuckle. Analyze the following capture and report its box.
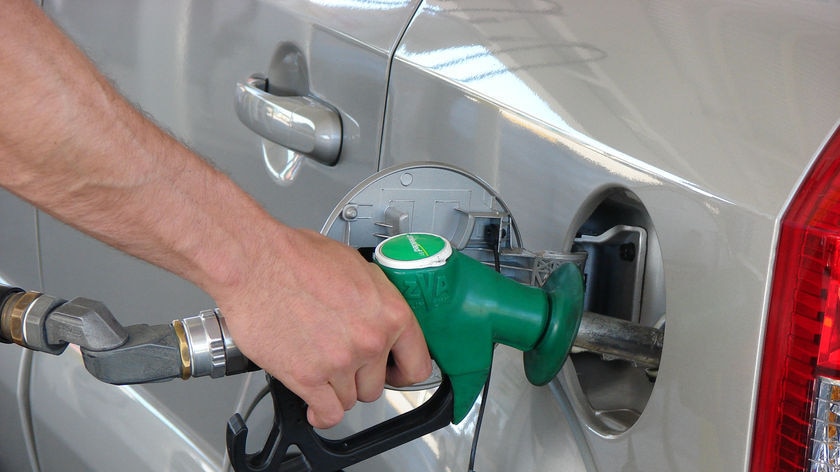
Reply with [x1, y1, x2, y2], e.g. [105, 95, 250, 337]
[381, 299, 412, 328]
[287, 364, 323, 389]
[326, 348, 354, 372]
[357, 332, 388, 358]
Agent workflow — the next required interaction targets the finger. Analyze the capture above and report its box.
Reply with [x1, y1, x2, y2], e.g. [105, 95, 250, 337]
[355, 354, 388, 402]
[329, 372, 359, 412]
[385, 320, 432, 387]
[303, 384, 346, 429]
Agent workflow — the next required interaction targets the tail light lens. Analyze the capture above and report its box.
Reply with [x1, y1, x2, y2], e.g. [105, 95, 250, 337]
[752, 127, 840, 471]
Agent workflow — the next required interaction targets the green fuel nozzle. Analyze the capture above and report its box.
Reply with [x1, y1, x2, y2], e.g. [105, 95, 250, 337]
[374, 233, 584, 423]
[229, 232, 663, 471]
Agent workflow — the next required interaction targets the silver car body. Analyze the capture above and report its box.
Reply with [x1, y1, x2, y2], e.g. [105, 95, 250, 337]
[1, 1, 839, 471]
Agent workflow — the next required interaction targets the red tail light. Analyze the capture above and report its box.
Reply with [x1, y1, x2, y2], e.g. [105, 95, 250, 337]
[752, 126, 840, 471]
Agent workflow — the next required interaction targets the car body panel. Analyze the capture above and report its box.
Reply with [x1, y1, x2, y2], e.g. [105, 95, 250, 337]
[1, 1, 839, 471]
[375, 1, 840, 470]
[0, 191, 42, 472]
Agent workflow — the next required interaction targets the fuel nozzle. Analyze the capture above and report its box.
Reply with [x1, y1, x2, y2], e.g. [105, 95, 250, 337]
[374, 233, 584, 423]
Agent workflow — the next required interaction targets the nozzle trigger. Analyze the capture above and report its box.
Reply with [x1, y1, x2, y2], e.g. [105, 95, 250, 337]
[227, 377, 454, 472]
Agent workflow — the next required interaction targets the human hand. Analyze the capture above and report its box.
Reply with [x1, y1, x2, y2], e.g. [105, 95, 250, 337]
[214, 227, 432, 429]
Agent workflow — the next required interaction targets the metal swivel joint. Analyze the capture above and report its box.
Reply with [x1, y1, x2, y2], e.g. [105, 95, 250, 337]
[172, 309, 251, 380]
[0, 284, 253, 385]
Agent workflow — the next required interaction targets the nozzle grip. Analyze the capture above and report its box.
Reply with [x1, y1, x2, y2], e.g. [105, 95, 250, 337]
[227, 377, 454, 472]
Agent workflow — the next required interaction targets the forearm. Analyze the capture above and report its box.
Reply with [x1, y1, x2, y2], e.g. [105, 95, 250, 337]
[0, 0, 430, 429]
[0, 0, 277, 297]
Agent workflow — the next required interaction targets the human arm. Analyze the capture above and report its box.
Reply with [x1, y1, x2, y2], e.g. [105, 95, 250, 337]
[0, 0, 431, 428]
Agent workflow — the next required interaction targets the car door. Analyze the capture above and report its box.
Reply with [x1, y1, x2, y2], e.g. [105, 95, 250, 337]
[22, 1, 420, 470]
[0, 192, 42, 471]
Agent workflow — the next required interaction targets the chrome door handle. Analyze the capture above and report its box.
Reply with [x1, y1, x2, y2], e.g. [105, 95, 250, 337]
[234, 75, 342, 167]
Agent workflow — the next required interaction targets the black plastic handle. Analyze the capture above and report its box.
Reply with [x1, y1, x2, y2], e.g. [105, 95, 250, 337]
[227, 377, 454, 472]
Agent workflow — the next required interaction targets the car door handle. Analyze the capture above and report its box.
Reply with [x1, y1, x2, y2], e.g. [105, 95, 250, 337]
[234, 75, 342, 167]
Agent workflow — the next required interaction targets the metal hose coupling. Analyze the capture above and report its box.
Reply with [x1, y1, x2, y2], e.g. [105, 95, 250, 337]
[1, 282, 133, 358]
[172, 309, 251, 380]
[80, 308, 254, 385]
[0, 283, 254, 385]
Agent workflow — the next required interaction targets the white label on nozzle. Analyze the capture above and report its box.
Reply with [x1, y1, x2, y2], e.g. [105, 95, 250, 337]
[374, 233, 452, 270]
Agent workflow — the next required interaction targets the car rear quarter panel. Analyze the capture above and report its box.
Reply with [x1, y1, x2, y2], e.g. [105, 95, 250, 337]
[378, 1, 840, 470]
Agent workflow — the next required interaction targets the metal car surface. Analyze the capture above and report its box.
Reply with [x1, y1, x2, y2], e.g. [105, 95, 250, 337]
[1, 1, 839, 471]
[378, 2, 839, 470]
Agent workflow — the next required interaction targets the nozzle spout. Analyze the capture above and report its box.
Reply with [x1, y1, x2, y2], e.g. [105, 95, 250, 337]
[573, 311, 663, 370]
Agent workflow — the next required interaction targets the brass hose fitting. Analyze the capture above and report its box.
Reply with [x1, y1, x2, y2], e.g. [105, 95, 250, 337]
[0, 290, 23, 343]
[171, 319, 192, 380]
[0, 290, 40, 347]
